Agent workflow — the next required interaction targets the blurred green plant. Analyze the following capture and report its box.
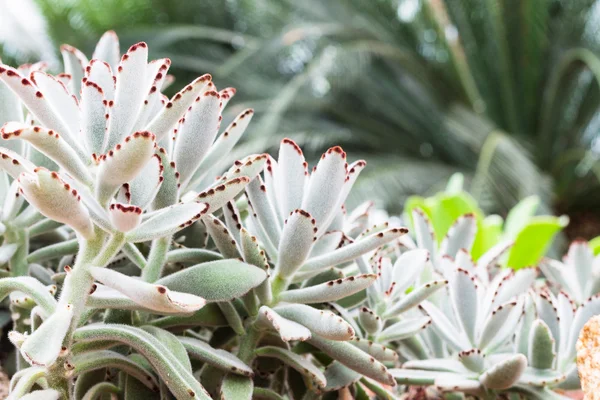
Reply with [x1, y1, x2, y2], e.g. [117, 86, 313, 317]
[405, 173, 569, 268]
[4, 0, 600, 235]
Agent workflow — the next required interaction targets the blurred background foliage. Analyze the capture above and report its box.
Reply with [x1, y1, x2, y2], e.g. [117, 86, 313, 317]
[3, 0, 600, 241]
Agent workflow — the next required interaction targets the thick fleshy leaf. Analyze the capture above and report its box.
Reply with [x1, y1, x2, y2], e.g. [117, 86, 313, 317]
[566, 240, 594, 298]
[349, 338, 398, 362]
[85, 59, 115, 100]
[89, 267, 206, 314]
[74, 324, 211, 399]
[187, 109, 254, 189]
[519, 368, 567, 387]
[301, 146, 347, 230]
[311, 231, 344, 258]
[178, 336, 253, 377]
[0, 277, 56, 314]
[257, 306, 311, 342]
[275, 209, 316, 279]
[389, 368, 455, 386]
[96, 130, 156, 197]
[255, 346, 326, 388]
[435, 376, 482, 393]
[301, 228, 408, 273]
[0, 65, 83, 157]
[240, 227, 272, 304]
[439, 214, 477, 259]
[196, 177, 250, 213]
[307, 335, 395, 386]
[104, 43, 148, 150]
[459, 349, 485, 373]
[30, 71, 79, 139]
[448, 268, 478, 345]
[279, 274, 376, 304]
[156, 259, 267, 301]
[412, 208, 436, 255]
[479, 354, 527, 390]
[108, 202, 142, 232]
[204, 216, 241, 258]
[128, 153, 163, 209]
[20, 390, 61, 400]
[72, 350, 158, 391]
[126, 202, 208, 242]
[276, 138, 308, 218]
[223, 201, 242, 244]
[528, 319, 556, 370]
[2, 122, 92, 184]
[173, 90, 220, 187]
[246, 177, 282, 247]
[391, 249, 429, 295]
[80, 79, 107, 155]
[19, 168, 94, 238]
[359, 307, 383, 335]
[145, 74, 212, 141]
[220, 375, 253, 400]
[419, 301, 470, 351]
[20, 303, 73, 367]
[535, 293, 560, 346]
[60, 44, 87, 95]
[274, 304, 354, 340]
[478, 300, 522, 351]
[382, 279, 447, 318]
[152, 147, 179, 209]
[218, 154, 268, 186]
[377, 316, 431, 342]
[92, 30, 120, 70]
[0, 146, 35, 178]
[566, 295, 600, 362]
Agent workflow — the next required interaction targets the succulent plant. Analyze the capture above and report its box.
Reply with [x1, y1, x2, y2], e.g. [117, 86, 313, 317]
[1, 30, 599, 400]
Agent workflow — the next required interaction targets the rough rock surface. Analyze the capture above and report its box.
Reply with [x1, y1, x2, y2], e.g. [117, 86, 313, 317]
[577, 315, 600, 399]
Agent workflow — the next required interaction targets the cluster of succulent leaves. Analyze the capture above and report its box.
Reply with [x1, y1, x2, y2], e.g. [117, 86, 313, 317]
[0, 30, 599, 400]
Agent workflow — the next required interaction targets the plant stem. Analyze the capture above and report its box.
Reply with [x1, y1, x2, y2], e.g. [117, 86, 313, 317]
[142, 236, 170, 283]
[237, 325, 261, 364]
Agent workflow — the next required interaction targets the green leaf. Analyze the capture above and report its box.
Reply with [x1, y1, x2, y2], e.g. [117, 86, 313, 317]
[220, 374, 253, 400]
[72, 350, 158, 391]
[321, 361, 360, 392]
[179, 336, 253, 376]
[590, 236, 600, 255]
[504, 195, 540, 239]
[257, 306, 311, 342]
[429, 192, 483, 242]
[156, 259, 267, 302]
[278, 274, 376, 304]
[126, 202, 208, 242]
[74, 324, 211, 399]
[273, 304, 355, 340]
[255, 346, 326, 388]
[506, 216, 569, 269]
[528, 319, 556, 370]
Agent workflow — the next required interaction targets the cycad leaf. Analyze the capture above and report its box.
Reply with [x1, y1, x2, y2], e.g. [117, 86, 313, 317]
[255, 346, 326, 388]
[20, 303, 73, 367]
[89, 267, 206, 314]
[279, 274, 376, 304]
[275, 209, 316, 279]
[156, 259, 267, 301]
[126, 202, 208, 242]
[74, 324, 211, 399]
[274, 304, 354, 340]
[178, 336, 253, 377]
